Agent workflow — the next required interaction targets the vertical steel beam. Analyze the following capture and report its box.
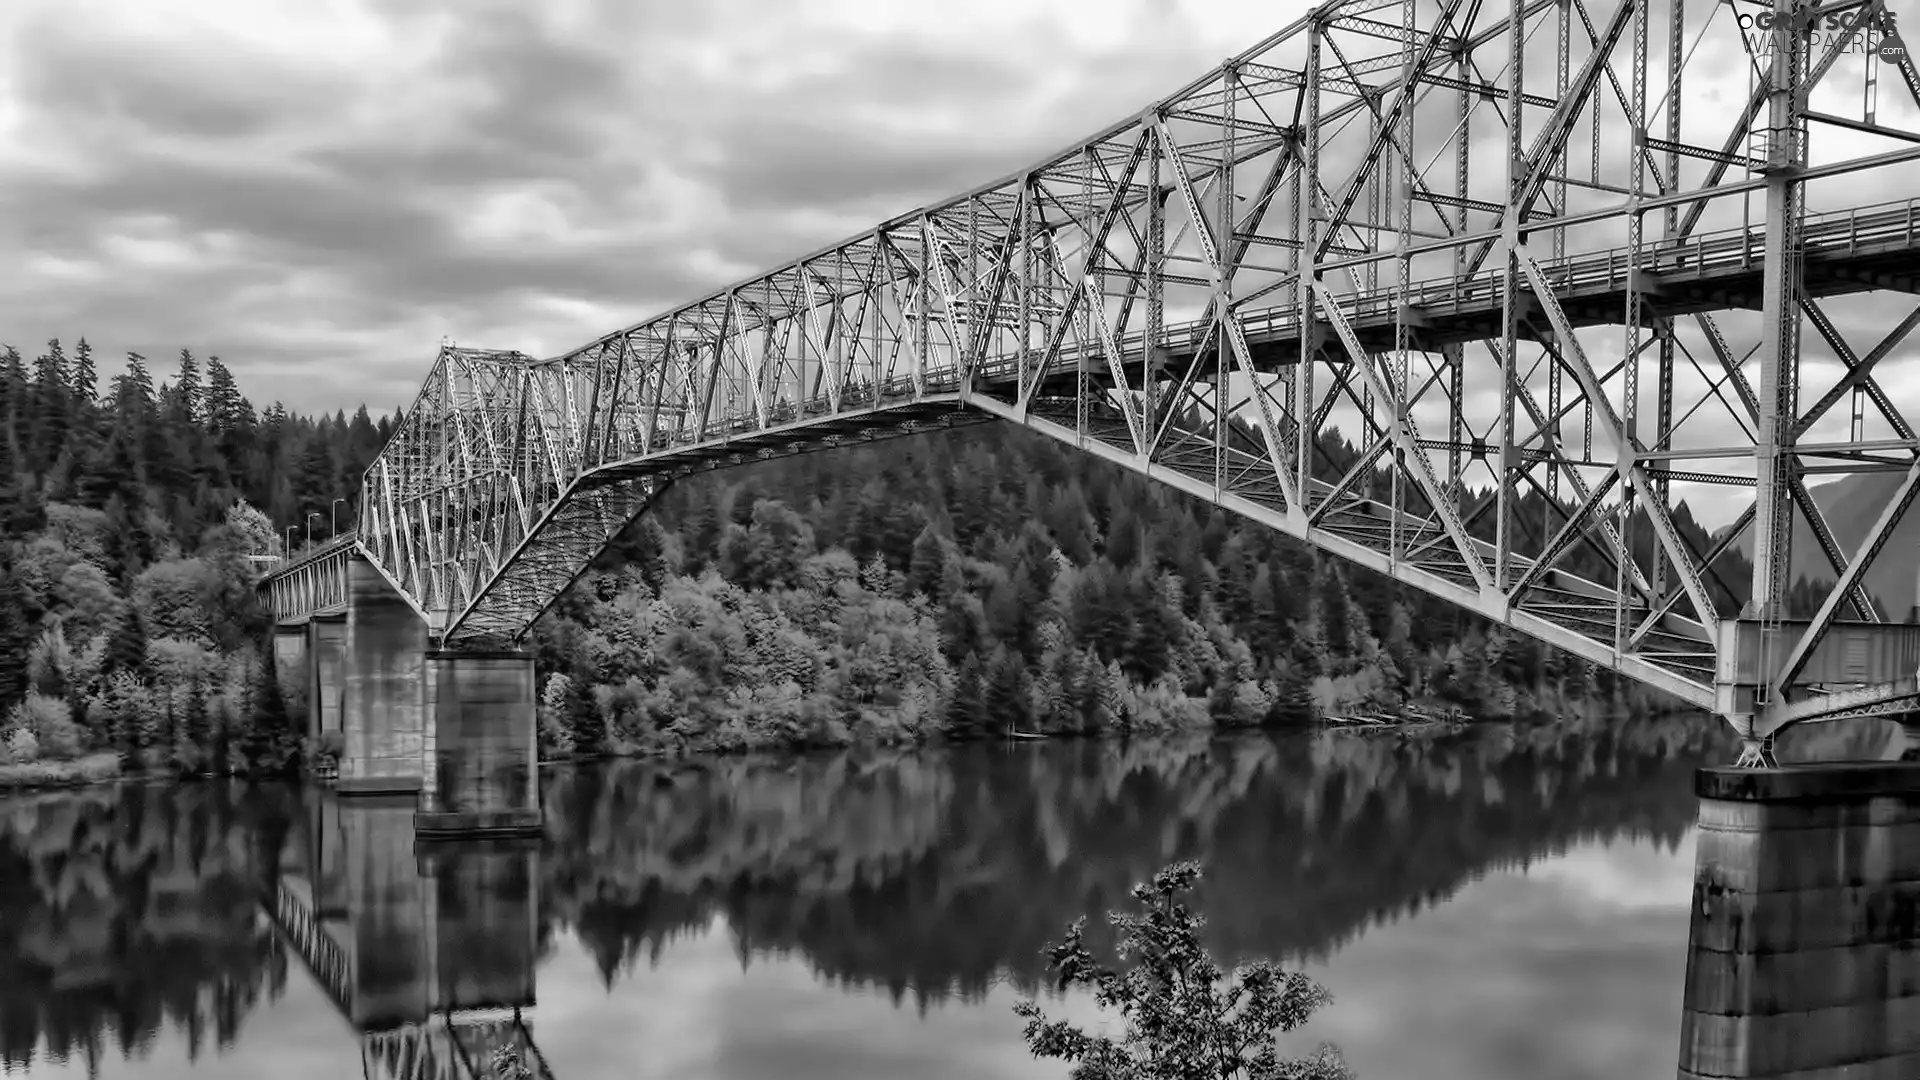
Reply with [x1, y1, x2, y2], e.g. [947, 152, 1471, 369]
[1748, 0, 1807, 641]
[1293, 27, 1321, 505]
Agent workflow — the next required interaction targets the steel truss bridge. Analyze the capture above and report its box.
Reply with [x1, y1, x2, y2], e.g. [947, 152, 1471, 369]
[265, 0, 1920, 760]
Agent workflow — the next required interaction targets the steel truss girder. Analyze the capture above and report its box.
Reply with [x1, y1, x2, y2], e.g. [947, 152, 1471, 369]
[257, 0, 1920, 738]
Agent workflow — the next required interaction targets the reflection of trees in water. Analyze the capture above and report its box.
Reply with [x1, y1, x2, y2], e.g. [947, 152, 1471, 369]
[541, 716, 1736, 1008]
[0, 782, 291, 1073]
[0, 716, 1737, 1069]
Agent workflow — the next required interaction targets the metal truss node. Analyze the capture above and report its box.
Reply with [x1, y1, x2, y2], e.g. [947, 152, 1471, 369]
[264, 0, 1920, 756]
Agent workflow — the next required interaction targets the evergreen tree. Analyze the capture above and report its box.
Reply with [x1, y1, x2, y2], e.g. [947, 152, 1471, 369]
[564, 675, 605, 755]
[181, 681, 211, 774]
[1271, 662, 1316, 726]
[105, 609, 149, 679]
[946, 652, 989, 738]
[0, 568, 29, 709]
[174, 349, 202, 424]
[71, 338, 97, 405]
[0, 346, 25, 434]
[242, 646, 297, 775]
[908, 525, 945, 599]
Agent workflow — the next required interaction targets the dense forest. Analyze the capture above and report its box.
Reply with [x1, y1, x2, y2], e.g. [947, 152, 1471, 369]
[0, 336, 1714, 782]
[0, 340, 391, 782]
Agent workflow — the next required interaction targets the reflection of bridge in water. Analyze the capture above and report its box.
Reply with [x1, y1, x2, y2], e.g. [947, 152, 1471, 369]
[256, 793, 552, 1080]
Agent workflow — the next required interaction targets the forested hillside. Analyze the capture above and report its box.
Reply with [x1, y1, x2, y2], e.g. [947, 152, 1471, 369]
[0, 340, 391, 781]
[529, 420, 1682, 759]
[0, 335, 1699, 781]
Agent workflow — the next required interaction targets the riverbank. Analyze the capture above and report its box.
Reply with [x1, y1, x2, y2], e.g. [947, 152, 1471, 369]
[0, 752, 122, 791]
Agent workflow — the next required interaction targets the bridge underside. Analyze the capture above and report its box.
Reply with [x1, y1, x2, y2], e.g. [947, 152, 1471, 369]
[263, 0, 1920, 755]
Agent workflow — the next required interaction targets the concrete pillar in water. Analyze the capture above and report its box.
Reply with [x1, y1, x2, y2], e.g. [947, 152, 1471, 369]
[417, 650, 541, 837]
[284, 551, 541, 835]
[336, 558, 428, 795]
[1678, 761, 1920, 1078]
[308, 613, 346, 741]
[272, 625, 310, 736]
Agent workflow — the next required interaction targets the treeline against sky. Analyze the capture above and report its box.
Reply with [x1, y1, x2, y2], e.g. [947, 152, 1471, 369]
[0, 339, 393, 778]
[0, 333, 1722, 774]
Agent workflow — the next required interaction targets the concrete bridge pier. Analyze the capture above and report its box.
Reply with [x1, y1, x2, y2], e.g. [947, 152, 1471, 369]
[1677, 764, 1920, 1078]
[418, 647, 541, 837]
[276, 551, 541, 838]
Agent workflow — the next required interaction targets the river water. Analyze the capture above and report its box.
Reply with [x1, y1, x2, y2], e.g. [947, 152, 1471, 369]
[0, 717, 1737, 1080]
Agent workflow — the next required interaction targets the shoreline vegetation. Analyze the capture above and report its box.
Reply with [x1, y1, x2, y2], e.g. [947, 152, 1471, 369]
[2, 339, 1727, 796]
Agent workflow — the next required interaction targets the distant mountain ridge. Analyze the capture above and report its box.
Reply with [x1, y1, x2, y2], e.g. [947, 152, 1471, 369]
[1729, 471, 1920, 615]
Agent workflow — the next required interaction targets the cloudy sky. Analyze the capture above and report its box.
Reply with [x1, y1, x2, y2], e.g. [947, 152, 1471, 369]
[1, 0, 1914, 464]
[0, 0, 1302, 416]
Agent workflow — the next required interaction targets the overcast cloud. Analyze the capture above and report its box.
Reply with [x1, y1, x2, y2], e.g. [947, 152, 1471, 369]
[1, 0, 1914, 461]
[0, 0, 1291, 413]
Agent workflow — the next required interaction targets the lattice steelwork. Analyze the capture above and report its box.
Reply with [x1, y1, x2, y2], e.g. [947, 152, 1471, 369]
[272, 0, 1920, 753]
[362, 1014, 552, 1080]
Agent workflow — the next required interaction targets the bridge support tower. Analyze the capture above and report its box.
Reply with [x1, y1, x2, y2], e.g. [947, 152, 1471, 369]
[1678, 763, 1920, 1078]
[270, 546, 542, 838]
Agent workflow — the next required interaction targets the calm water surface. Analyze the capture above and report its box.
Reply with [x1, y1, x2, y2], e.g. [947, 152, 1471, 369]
[1, 718, 1736, 1080]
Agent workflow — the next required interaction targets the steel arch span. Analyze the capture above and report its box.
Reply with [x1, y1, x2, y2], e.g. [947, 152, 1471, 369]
[266, 0, 1920, 755]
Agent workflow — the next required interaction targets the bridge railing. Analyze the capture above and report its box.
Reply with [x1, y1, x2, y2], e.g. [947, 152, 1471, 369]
[270, 531, 358, 576]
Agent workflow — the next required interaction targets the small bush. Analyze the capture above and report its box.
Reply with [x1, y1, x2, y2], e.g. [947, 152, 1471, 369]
[4, 726, 39, 764]
[0, 751, 119, 789]
[8, 694, 83, 760]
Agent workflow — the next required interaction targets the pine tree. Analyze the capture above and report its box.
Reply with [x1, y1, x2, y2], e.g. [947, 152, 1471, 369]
[0, 417, 41, 535]
[243, 645, 297, 775]
[174, 349, 201, 424]
[0, 346, 24, 434]
[205, 358, 241, 434]
[945, 652, 989, 737]
[116, 352, 155, 419]
[0, 568, 29, 709]
[181, 681, 211, 775]
[908, 525, 945, 599]
[105, 608, 149, 678]
[985, 647, 1029, 732]
[29, 340, 70, 474]
[1271, 662, 1316, 726]
[564, 675, 605, 755]
[72, 338, 97, 405]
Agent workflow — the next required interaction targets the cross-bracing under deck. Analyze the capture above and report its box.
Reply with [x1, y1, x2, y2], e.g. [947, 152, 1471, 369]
[265, 0, 1920, 763]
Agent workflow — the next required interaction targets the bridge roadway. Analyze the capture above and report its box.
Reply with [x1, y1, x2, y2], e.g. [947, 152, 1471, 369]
[265, 196, 1920, 717]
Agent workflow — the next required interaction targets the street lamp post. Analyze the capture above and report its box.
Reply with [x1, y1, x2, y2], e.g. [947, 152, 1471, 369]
[306, 512, 320, 551]
[332, 498, 347, 537]
[285, 526, 297, 560]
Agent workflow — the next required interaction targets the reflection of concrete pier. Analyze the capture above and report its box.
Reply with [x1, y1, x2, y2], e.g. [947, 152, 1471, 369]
[259, 791, 552, 1079]
[1678, 764, 1920, 1078]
